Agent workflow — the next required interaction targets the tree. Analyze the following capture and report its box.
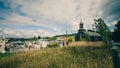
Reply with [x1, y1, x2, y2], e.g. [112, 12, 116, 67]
[38, 36, 41, 39]
[114, 21, 120, 42]
[33, 36, 37, 40]
[94, 18, 110, 44]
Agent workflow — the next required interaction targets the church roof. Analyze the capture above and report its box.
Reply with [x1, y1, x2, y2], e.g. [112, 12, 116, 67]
[84, 31, 101, 36]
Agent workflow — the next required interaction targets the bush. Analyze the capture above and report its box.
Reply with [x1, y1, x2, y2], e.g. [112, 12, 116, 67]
[68, 38, 73, 43]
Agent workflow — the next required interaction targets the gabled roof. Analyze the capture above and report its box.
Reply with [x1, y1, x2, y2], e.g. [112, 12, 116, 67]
[84, 31, 101, 36]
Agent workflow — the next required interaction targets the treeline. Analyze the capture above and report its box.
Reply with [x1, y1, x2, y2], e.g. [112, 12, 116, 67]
[7, 38, 35, 42]
[7, 36, 41, 42]
[7, 36, 57, 42]
[111, 21, 120, 42]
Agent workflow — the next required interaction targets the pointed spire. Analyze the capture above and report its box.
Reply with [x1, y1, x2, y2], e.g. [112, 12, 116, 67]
[79, 21, 83, 29]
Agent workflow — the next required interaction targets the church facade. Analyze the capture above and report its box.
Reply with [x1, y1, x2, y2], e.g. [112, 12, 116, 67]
[75, 22, 102, 42]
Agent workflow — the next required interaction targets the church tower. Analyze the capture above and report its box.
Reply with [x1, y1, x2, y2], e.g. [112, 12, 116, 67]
[79, 22, 84, 29]
[78, 21, 85, 32]
[75, 21, 85, 41]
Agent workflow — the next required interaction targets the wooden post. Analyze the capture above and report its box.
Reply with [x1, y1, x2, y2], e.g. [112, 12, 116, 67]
[111, 45, 120, 68]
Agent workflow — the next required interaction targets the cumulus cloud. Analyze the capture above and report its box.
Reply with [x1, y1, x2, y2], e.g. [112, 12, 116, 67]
[0, 0, 119, 38]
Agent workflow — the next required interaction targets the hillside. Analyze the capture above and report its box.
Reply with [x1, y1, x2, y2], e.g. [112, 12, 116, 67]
[0, 45, 113, 68]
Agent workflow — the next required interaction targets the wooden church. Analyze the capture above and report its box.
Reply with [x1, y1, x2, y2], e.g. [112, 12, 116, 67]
[75, 22, 102, 42]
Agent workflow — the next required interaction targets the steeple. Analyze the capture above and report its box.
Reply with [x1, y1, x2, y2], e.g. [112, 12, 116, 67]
[78, 20, 85, 32]
[79, 22, 84, 29]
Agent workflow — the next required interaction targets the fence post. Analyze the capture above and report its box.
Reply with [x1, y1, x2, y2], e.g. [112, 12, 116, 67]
[111, 46, 120, 68]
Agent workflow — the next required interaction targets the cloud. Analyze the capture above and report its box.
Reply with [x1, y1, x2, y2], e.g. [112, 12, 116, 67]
[107, 21, 117, 27]
[3, 28, 54, 38]
[7, 13, 33, 24]
[0, 0, 119, 38]
[101, 0, 120, 23]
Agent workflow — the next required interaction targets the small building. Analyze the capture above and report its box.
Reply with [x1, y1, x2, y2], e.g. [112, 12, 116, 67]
[57, 37, 67, 46]
[75, 22, 102, 42]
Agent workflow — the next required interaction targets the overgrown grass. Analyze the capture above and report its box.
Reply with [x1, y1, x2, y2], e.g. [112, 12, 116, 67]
[0, 46, 113, 68]
[0, 53, 15, 58]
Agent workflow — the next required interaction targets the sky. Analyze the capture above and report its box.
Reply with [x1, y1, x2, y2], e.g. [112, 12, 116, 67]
[0, 0, 120, 38]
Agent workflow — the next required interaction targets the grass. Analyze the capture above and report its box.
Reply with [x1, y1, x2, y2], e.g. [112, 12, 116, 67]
[0, 53, 15, 58]
[0, 45, 113, 68]
[69, 41, 103, 46]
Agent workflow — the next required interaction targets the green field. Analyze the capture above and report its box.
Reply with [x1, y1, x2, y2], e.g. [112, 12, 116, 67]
[0, 46, 113, 68]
